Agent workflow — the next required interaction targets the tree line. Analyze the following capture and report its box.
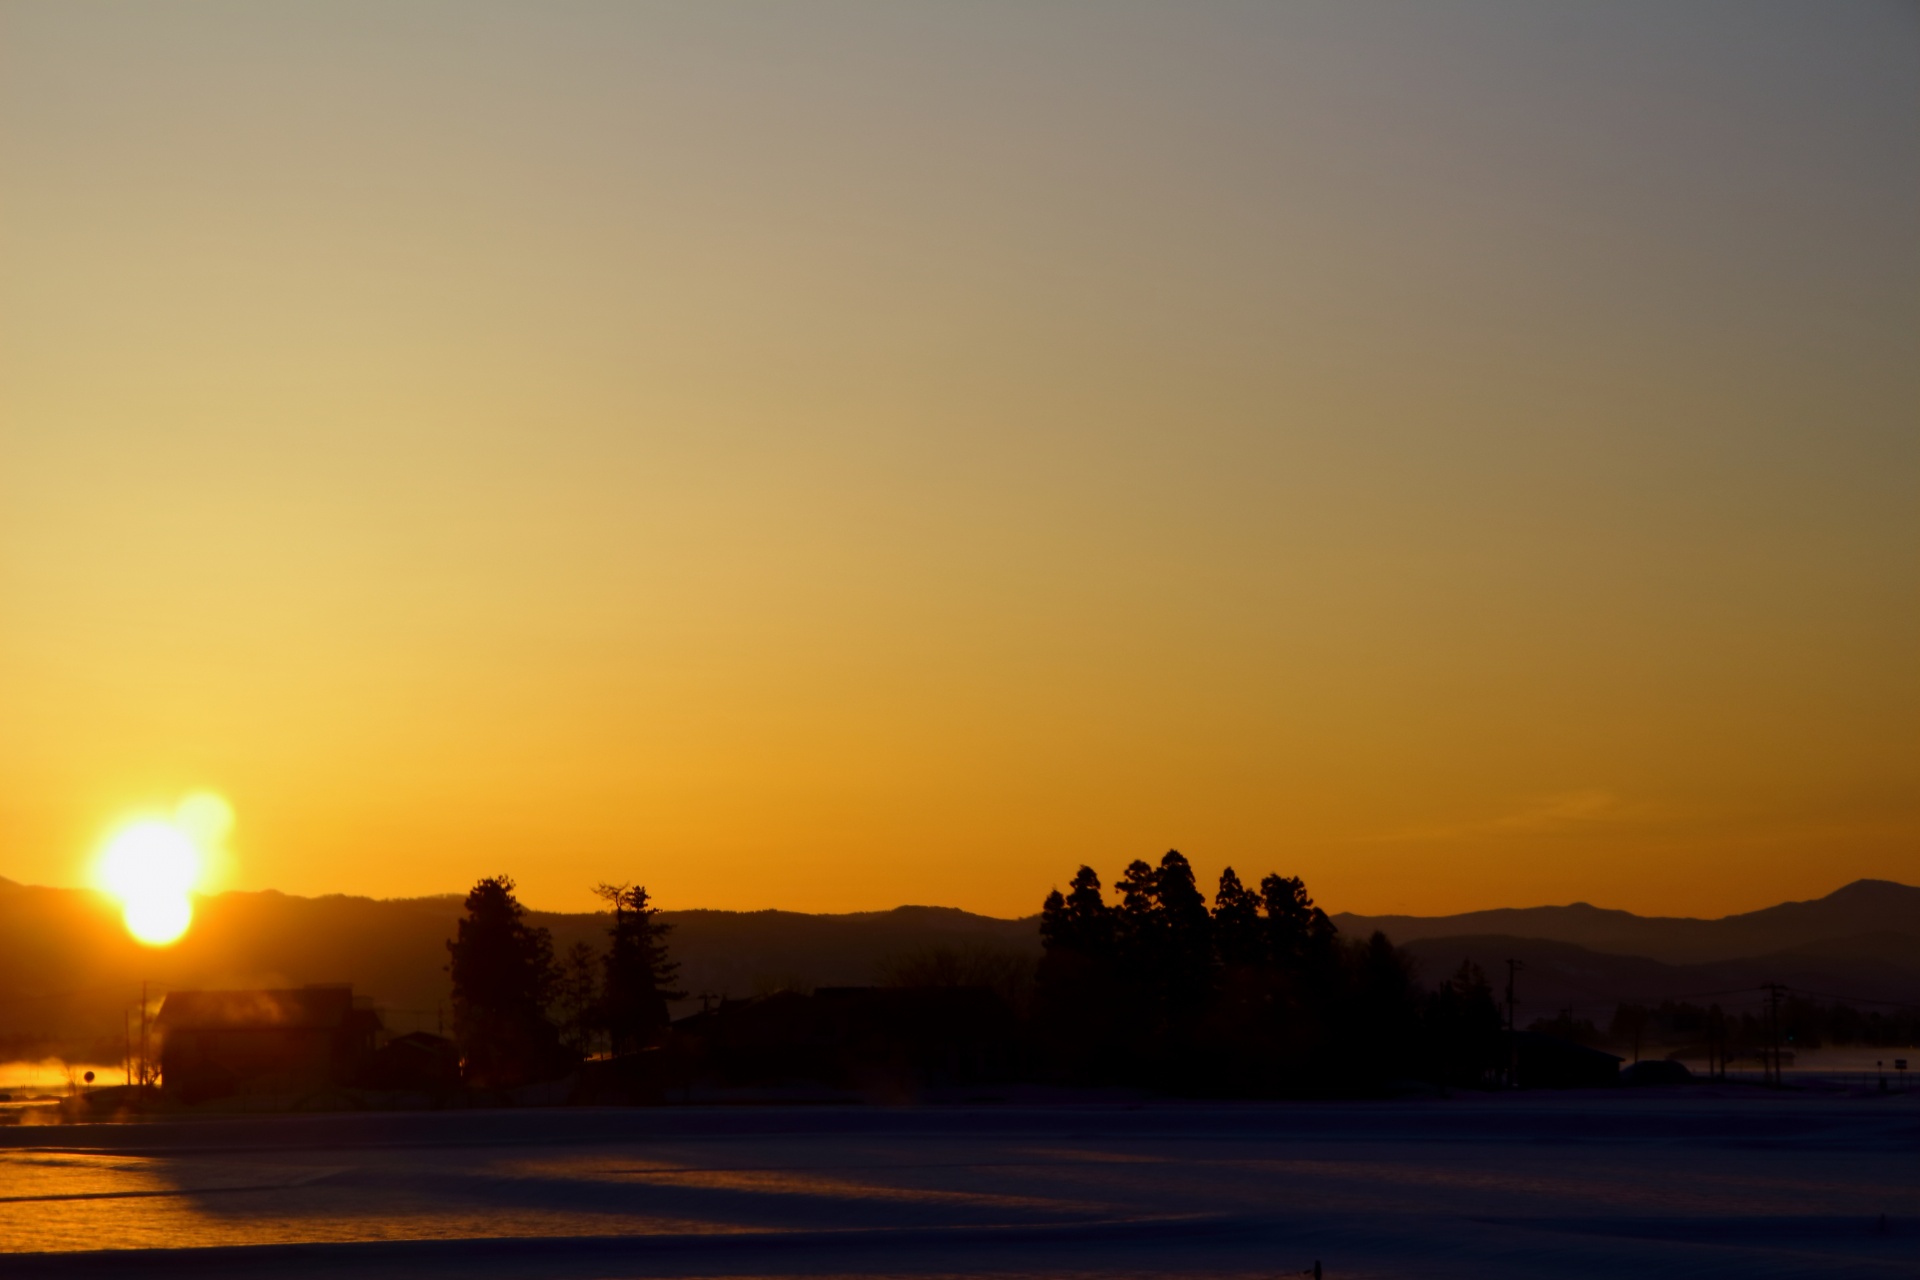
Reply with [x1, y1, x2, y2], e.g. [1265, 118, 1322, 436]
[445, 876, 682, 1086]
[449, 857, 1909, 1096]
[441, 857, 1516, 1094]
[1036, 850, 1507, 1093]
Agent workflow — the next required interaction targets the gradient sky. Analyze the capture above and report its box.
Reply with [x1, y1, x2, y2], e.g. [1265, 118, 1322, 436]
[2, 1, 1915, 918]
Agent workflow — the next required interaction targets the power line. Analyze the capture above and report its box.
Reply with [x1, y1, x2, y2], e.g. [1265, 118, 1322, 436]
[1762, 983, 1788, 1087]
[1549, 984, 1920, 1014]
[1776, 988, 1920, 1009]
[1621, 985, 1789, 1003]
[1497, 981, 1920, 1013]
[1504, 958, 1524, 1089]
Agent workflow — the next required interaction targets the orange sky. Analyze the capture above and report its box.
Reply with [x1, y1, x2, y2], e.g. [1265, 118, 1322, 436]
[2, 3, 1915, 918]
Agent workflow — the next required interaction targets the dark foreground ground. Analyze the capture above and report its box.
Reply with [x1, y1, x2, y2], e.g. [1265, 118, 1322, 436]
[1, 1090, 1915, 1279]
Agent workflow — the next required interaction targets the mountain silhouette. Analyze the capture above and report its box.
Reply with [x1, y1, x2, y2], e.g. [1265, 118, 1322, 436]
[1402, 929, 1920, 1024]
[0, 882, 1038, 1059]
[1334, 879, 1920, 965]
[1, 877, 1913, 1061]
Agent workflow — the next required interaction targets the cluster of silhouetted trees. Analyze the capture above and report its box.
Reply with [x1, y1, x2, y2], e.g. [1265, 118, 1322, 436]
[1037, 850, 1508, 1093]
[444, 857, 1520, 1095]
[420, 861, 1920, 1096]
[446, 876, 682, 1087]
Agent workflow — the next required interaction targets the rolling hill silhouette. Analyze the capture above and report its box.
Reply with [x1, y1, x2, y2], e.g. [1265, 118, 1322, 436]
[1349, 880, 1920, 1023]
[1, 877, 1913, 1060]
[0, 882, 1038, 1059]
[1332, 879, 1920, 964]
[1401, 930, 1920, 1024]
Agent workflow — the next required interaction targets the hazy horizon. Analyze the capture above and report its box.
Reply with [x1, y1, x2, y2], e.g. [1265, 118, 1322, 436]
[3, 2, 1915, 921]
[4, 865, 1910, 925]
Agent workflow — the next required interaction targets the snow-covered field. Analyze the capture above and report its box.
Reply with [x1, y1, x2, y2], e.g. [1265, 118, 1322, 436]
[1, 1092, 1914, 1278]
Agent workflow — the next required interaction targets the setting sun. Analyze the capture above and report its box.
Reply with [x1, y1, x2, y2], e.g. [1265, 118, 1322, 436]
[0, 7, 1913, 1274]
[92, 795, 229, 946]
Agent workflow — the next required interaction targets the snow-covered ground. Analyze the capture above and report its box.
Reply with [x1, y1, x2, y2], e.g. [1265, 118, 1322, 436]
[1, 1091, 1914, 1278]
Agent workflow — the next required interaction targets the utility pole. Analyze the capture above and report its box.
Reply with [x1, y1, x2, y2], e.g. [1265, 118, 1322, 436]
[1505, 959, 1524, 1089]
[1762, 983, 1787, 1086]
[1720, 1005, 1735, 1090]
[139, 980, 149, 1088]
[124, 1009, 133, 1087]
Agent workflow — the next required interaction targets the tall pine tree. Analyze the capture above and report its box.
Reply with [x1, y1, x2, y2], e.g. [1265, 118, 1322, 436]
[1036, 866, 1123, 1079]
[1153, 850, 1214, 1027]
[447, 875, 563, 1086]
[595, 883, 685, 1054]
[1210, 867, 1264, 968]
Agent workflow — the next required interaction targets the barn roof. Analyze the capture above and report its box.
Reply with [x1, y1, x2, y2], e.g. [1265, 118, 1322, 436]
[156, 986, 358, 1031]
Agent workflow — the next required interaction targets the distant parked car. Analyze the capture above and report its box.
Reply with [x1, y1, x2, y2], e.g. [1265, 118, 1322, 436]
[1619, 1059, 1693, 1087]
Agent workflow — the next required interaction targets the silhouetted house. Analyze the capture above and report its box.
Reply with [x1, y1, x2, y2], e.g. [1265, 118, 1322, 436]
[156, 985, 381, 1101]
[1513, 1030, 1622, 1088]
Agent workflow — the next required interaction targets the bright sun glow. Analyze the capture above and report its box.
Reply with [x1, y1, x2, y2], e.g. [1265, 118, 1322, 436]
[93, 794, 229, 946]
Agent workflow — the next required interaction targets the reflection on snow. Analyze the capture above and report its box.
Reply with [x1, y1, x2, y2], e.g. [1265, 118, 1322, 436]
[0, 1100, 1914, 1275]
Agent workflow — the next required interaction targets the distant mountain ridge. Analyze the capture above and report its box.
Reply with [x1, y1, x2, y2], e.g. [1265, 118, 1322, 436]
[0, 876, 1913, 1059]
[1347, 878, 1920, 1022]
[1401, 929, 1920, 1023]
[1332, 879, 1920, 965]
[0, 882, 1042, 1057]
